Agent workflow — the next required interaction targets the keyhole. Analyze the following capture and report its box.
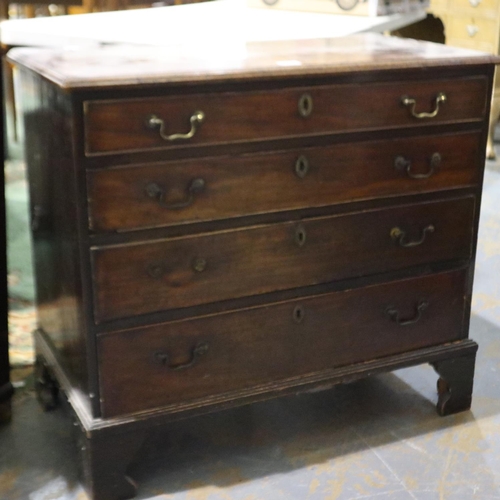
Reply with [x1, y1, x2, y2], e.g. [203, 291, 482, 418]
[147, 264, 164, 279]
[295, 225, 307, 247]
[293, 306, 305, 324]
[295, 155, 309, 178]
[298, 94, 313, 118]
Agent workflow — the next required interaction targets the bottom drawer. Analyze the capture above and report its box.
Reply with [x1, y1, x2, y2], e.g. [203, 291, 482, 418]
[98, 269, 467, 417]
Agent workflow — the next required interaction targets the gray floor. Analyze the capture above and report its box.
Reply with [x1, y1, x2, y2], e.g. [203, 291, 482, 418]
[2, 159, 500, 500]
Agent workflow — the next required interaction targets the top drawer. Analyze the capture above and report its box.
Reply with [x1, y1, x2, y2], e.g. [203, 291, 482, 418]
[448, 0, 499, 18]
[84, 77, 488, 156]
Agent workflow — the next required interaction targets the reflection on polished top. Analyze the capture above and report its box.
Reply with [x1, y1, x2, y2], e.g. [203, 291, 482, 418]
[7, 33, 500, 90]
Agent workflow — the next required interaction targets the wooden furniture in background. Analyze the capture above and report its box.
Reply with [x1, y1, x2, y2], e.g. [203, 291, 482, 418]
[8, 34, 497, 499]
[428, 0, 500, 158]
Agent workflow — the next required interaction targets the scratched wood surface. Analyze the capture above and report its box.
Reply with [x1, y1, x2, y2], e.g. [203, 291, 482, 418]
[7, 33, 500, 90]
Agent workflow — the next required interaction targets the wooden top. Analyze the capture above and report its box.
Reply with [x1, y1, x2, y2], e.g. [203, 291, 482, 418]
[8, 34, 500, 90]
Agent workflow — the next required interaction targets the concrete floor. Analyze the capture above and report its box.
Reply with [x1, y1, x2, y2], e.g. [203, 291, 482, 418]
[2, 160, 500, 500]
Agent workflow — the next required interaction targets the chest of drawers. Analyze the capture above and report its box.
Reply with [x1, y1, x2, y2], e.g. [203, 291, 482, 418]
[8, 34, 498, 499]
[428, 0, 500, 158]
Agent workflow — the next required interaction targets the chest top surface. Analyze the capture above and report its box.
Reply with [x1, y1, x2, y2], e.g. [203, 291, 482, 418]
[7, 33, 500, 90]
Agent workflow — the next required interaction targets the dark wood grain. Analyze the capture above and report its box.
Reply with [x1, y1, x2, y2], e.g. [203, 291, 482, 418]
[9, 36, 495, 500]
[98, 269, 467, 417]
[35, 326, 479, 435]
[7, 34, 500, 91]
[79, 427, 146, 500]
[22, 72, 92, 407]
[87, 131, 482, 232]
[84, 77, 487, 155]
[92, 196, 475, 322]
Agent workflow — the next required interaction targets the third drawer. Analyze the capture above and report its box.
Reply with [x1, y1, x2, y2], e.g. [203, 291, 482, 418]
[91, 196, 475, 322]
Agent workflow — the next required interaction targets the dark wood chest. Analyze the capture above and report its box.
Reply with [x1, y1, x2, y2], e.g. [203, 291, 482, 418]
[8, 34, 498, 499]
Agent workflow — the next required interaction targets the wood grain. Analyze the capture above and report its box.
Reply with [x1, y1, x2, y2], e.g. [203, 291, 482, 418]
[84, 77, 488, 155]
[87, 131, 482, 232]
[7, 34, 500, 90]
[92, 196, 475, 322]
[98, 269, 467, 417]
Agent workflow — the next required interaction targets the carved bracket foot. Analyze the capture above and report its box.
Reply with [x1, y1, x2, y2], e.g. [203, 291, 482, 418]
[34, 354, 59, 411]
[431, 353, 476, 416]
[486, 90, 500, 160]
[79, 428, 147, 500]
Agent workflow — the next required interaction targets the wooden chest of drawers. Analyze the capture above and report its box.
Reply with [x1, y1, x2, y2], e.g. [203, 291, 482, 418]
[428, 0, 500, 158]
[8, 34, 498, 499]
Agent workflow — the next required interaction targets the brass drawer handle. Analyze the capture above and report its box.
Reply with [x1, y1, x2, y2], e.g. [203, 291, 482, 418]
[394, 152, 441, 179]
[145, 178, 205, 210]
[386, 300, 428, 326]
[401, 92, 447, 119]
[298, 93, 313, 118]
[154, 342, 209, 371]
[467, 25, 479, 37]
[192, 257, 207, 273]
[147, 110, 205, 141]
[469, 0, 481, 6]
[391, 224, 435, 248]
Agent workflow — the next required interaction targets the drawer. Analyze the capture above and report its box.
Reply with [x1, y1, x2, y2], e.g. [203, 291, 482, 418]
[84, 78, 488, 155]
[91, 197, 475, 322]
[98, 269, 468, 417]
[446, 38, 497, 55]
[446, 16, 499, 47]
[448, 0, 499, 18]
[87, 132, 482, 232]
[429, 0, 448, 11]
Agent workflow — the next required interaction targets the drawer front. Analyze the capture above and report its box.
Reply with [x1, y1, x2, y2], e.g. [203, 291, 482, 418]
[98, 269, 468, 417]
[87, 132, 482, 232]
[446, 38, 497, 55]
[92, 197, 475, 322]
[448, 0, 499, 18]
[429, 0, 448, 11]
[446, 16, 499, 46]
[84, 78, 488, 155]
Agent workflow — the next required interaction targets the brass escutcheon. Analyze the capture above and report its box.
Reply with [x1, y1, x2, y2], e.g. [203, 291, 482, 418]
[147, 264, 164, 279]
[295, 224, 307, 247]
[293, 305, 305, 324]
[295, 155, 310, 178]
[298, 93, 313, 118]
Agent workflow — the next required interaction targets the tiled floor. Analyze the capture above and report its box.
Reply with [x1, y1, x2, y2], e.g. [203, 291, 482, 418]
[2, 161, 500, 500]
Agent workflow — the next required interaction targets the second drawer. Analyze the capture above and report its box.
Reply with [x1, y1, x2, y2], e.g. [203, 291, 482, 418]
[91, 197, 475, 322]
[87, 132, 482, 232]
